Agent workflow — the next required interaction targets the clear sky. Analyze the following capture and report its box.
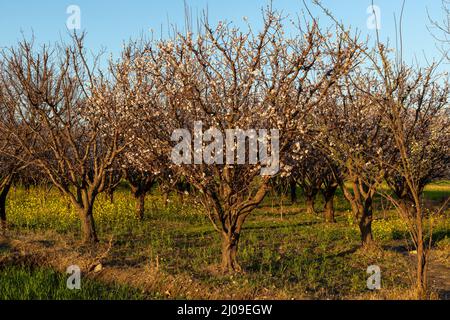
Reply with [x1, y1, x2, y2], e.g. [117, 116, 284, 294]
[0, 0, 447, 66]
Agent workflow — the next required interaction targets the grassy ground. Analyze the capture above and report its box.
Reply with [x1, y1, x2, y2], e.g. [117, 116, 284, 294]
[0, 181, 449, 300]
[0, 263, 148, 300]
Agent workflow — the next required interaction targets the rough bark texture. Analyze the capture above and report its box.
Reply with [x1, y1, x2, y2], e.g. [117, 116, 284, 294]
[75, 188, 99, 244]
[221, 232, 241, 273]
[322, 185, 337, 223]
[78, 206, 98, 243]
[359, 197, 374, 246]
[207, 180, 269, 274]
[341, 181, 375, 247]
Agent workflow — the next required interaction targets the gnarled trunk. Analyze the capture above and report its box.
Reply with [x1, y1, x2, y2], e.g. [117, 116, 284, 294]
[75, 188, 99, 244]
[342, 181, 375, 247]
[210, 180, 269, 274]
[221, 232, 241, 273]
[359, 197, 374, 246]
[78, 205, 98, 244]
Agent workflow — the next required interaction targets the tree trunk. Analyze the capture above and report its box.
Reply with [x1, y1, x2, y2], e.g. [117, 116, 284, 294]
[221, 232, 241, 273]
[130, 185, 146, 220]
[136, 192, 146, 220]
[0, 181, 12, 229]
[322, 185, 337, 223]
[78, 206, 98, 244]
[416, 239, 427, 299]
[359, 198, 374, 246]
[415, 205, 428, 299]
[162, 191, 169, 208]
[324, 195, 336, 223]
[109, 190, 115, 204]
[305, 195, 316, 214]
[341, 181, 375, 247]
[290, 180, 297, 204]
[178, 192, 185, 205]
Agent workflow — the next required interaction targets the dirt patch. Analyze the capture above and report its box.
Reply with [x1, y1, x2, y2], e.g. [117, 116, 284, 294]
[1, 230, 448, 300]
[0, 231, 293, 300]
[428, 250, 450, 300]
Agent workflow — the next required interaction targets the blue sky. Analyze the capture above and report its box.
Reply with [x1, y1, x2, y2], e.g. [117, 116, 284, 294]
[0, 1, 447, 66]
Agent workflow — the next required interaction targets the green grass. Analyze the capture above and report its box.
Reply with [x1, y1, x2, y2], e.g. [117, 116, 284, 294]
[2, 181, 449, 299]
[0, 264, 147, 300]
[424, 181, 450, 201]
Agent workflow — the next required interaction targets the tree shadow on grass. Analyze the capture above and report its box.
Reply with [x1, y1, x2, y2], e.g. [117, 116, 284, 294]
[243, 221, 321, 232]
[382, 244, 410, 254]
[32, 240, 56, 248]
[243, 245, 360, 277]
[0, 240, 11, 254]
[427, 229, 450, 247]
[382, 228, 450, 253]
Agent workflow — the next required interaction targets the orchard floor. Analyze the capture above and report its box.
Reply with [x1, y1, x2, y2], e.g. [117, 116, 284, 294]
[0, 182, 449, 300]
